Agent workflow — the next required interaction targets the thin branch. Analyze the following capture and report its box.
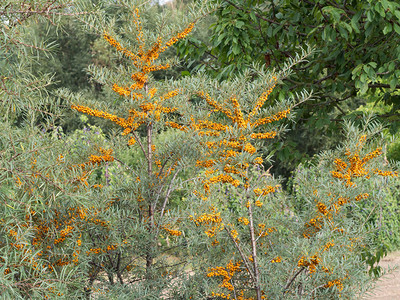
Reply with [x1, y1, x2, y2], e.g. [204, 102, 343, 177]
[132, 132, 148, 161]
[225, 227, 256, 283]
[313, 72, 336, 85]
[157, 168, 181, 220]
[113, 157, 137, 175]
[187, 40, 218, 60]
[11, 38, 50, 52]
[156, 154, 173, 181]
[154, 169, 182, 238]
[306, 282, 330, 297]
[283, 267, 305, 294]
[368, 83, 400, 89]
[248, 202, 262, 300]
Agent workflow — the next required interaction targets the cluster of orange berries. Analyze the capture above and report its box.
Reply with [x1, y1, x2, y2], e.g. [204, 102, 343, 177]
[196, 159, 215, 168]
[7, 139, 120, 280]
[317, 202, 329, 216]
[71, 105, 129, 129]
[298, 255, 320, 274]
[208, 174, 240, 187]
[165, 121, 186, 131]
[190, 207, 223, 238]
[223, 165, 243, 175]
[230, 229, 239, 239]
[238, 217, 249, 225]
[112, 83, 131, 97]
[303, 216, 323, 238]
[306, 191, 373, 238]
[8, 229, 27, 250]
[243, 143, 256, 154]
[255, 200, 263, 207]
[270, 256, 282, 263]
[44, 287, 64, 298]
[257, 224, 276, 238]
[248, 76, 277, 119]
[73, 7, 193, 146]
[331, 137, 397, 187]
[324, 279, 344, 291]
[322, 241, 335, 252]
[186, 85, 290, 196]
[207, 260, 242, 291]
[252, 108, 291, 128]
[162, 225, 182, 236]
[54, 225, 74, 245]
[304, 142, 395, 239]
[14, 176, 23, 187]
[374, 169, 398, 177]
[86, 244, 118, 255]
[250, 131, 277, 139]
[253, 185, 279, 197]
[103, 33, 138, 62]
[194, 119, 228, 133]
[299, 142, 389, 291]
[159, 89, 181, 101]
[221, 139, 242, 148]
[231, 96, 247, 128]
[198, 91, 234, 121]
[164, 22, 195, 48]
[211, 292, 231, 299]
[82, 148, 114, 166]
[254, 157, 264, 164]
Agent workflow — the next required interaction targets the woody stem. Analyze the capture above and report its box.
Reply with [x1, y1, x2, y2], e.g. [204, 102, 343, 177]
[145, 82, 154, 272]
[248, 200, 262, 300]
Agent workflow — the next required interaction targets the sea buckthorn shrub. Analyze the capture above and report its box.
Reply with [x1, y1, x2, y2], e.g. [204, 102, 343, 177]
[2, 1, 222, 298]
[0, 1, 206, 298]
[1, 0, 399, 299]
[182, 121, 398, 299]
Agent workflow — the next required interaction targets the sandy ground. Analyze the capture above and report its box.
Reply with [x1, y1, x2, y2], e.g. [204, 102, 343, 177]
[363, 251, 400, 300]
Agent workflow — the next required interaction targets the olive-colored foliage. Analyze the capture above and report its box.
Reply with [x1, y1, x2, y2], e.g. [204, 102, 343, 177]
[1, 1, 399, 299]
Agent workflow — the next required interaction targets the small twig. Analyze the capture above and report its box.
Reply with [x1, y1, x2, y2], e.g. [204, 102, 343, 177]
[307, 282, 329, 297]
[369, 83, 400, 89]
[283, 267, 305, 294]
[157, 168, 181, 220]
[248, 202, 262, 300]
[132, 132, 148, 161]
[10, 38, 50, 52]
[225, 227, 256, 283]
[113, 157, 137, 175]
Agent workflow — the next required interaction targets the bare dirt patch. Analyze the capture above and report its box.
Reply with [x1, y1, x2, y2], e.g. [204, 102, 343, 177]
[363, 251, 400, 300]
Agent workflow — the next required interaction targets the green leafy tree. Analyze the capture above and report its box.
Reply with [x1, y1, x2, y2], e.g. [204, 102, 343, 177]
[176, 0, 400, 176]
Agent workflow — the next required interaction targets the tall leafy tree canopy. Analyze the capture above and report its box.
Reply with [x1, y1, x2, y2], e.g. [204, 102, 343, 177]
[176, 0, 400, 175]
